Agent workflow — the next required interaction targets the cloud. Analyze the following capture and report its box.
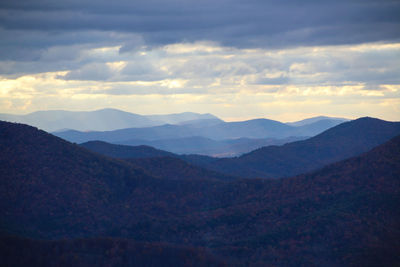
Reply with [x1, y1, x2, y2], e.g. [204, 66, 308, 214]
[3, 42, 399, 89]
[1, 1, 399, 83]
[120, 60, 168, 82]
[0, 0, 399, 61]
[61, 63, 114, 81]
[0, 0, 399, 121]
[1, 70, 399, 121]
[255, 75, 289, 85]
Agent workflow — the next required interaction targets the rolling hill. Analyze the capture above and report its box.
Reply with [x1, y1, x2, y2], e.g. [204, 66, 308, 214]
[1, 120, 399, 266]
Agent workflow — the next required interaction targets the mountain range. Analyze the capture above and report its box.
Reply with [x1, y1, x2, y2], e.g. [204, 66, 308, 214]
[55, 114, 347, 156]
[1, 109, 349, 156]
[81, 117, 400, 179]
[117, 136, 307, 157]
[203, 117, 400, 178]
[0, 119, 399, 265]
[0, 109, 220, 132]
[55, 117, 347, 143]
[0, 109, 348, 133]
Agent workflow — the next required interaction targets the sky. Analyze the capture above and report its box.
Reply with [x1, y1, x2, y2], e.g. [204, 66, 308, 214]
[0, 0, 399, 122]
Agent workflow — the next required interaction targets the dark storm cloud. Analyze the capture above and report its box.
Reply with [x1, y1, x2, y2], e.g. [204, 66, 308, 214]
[0, 29, 137, 61]
[1, 0, 399, 52]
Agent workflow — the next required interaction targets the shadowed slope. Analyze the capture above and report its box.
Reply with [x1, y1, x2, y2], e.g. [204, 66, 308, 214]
[0, 121, 155, 238]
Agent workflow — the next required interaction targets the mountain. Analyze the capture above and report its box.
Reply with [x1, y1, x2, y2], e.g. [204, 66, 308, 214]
[215, 136, 307, 157]
[290, 118, 349, 136]
[118, 136, 225, 155]
[80, 141, 234, 181]
[118, 136, 306, 157]
[0, 109, 221, 132]
[178, 118, 225, 127]
[0, 120, 159, 239]
[78, 117, 400, 180]
[202, 117, 400, 178]
[286, 115, 348, 126]
[0, 120, 399, 265]
[80, 140, 220, 167]
[80, 141, 176, 158]
[56, 124, 200, 144]
[125, 135, 400, 265]
[0, 108, 160, 132]
[146, 112, 221, 125]
[54, 118, 292, 144]
[55, 117, 337, 144]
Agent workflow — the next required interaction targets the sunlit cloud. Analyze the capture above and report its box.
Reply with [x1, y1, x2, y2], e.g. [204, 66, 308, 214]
[1, 41, 399, 121]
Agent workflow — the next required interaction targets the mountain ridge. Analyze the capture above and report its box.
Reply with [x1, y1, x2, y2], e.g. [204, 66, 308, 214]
[79, 117, 400, 179]
[202, 117, 400, 178]
[286, 115, 348, 126]
[54, 117, 344, 144]
[0, 109, 220, 132]
[117, 136, 307, 157]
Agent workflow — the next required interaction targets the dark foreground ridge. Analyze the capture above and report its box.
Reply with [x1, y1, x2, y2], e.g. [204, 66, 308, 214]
[0, 120, 399, 266]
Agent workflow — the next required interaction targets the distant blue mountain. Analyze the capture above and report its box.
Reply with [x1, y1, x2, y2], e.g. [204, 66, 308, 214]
[54, 116, 347, 156]
[118, 136, 306, 157]
[0, 109, 220, 132]
[55, 117, 338, 144]
[286, 116, 348, 126]
[146, 112, 222, 125]
[1, 109, 349, 157]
